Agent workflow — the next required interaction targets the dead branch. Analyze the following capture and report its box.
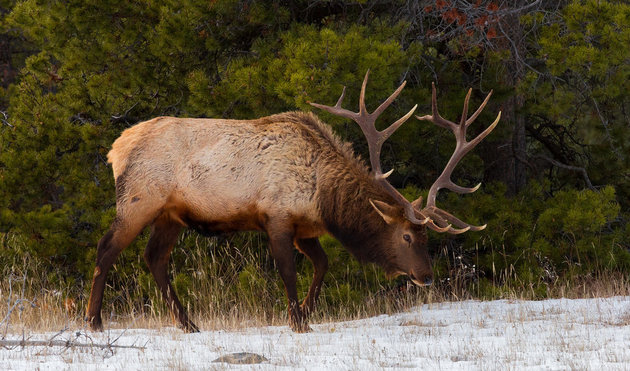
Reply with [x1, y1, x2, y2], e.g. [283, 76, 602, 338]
[535, 154, 595, 190]
[1, 272, 36, 339]
[0, 338, 145, 350]
[1, 270, 145, 354]
[0, 110, 13, 128]
[2, 326, 145, 351]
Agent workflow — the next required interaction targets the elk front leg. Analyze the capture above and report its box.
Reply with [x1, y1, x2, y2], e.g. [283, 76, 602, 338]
[295, 238, 328, 316]
[267, 227, 310, 333]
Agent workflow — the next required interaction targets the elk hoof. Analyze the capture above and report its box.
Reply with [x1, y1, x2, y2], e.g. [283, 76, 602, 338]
[291, 322, 312, 333]
[183, 321, 200, 333]
[86, 316, 103, 332]
[289, 316, 312, 333]
[289, 304, 311, 332]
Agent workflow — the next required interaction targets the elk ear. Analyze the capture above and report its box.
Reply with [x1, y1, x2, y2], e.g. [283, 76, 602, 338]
[369, 199, 397, 225]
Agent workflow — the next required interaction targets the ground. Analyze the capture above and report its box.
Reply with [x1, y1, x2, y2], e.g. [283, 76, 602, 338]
[1, 297, 629, 370]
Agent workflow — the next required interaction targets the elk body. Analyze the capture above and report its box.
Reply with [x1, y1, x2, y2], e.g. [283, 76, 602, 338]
[86, 72, 500, 332]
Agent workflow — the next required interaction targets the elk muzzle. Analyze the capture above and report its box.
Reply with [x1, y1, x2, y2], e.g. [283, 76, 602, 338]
[409, 272, 433, 287]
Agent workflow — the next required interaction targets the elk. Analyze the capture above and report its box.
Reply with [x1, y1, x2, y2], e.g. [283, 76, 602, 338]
[86, 71, 500, 333]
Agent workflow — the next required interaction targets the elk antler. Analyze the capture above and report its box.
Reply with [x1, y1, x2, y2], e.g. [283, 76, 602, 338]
[415, 83, 501, 234]
[309, 70, 429, 225]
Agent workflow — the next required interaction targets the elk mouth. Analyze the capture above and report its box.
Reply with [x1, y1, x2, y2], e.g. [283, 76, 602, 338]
[409, 273, 433, 287]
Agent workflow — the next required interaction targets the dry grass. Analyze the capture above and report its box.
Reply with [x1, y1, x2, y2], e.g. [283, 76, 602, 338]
[2, 250, 629, 370]
[1, 234, 629, 335]
[2, 267, 629, 335]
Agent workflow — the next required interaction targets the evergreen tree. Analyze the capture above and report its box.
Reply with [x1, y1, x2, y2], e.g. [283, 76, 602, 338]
[0, 0, 627, 305]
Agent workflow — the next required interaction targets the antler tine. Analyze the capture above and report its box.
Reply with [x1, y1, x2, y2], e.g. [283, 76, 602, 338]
[422, 209, 471, 234]
[311, 70, 429, 225]
[459, 88, 472, 128]
[466, 90, 493, 127]
[308, 86, 358, 121]
[427, 206, 485, 232]
[309, 99, 357, 121]
[334, 86, 347, 108]
[359, 69, 369, 116]
[419, 206, 476, 234]
[372, 80, 408, 118]
[413, 82, 499, 234]
[467, 111, 501, 149]
[416, 82, 456, 130]
[380, 104, 417, 144]
[426, 220, 453, 233]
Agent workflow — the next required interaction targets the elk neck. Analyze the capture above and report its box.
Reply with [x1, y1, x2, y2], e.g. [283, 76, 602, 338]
[275, 111, 398, 269]
[316, 158, 398, 267]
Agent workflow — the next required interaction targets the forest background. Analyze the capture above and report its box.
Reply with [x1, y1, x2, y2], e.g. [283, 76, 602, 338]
[0, 0, 629, 322]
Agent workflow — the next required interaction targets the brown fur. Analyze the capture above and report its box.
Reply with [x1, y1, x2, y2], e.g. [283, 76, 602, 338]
[86, 111, 433, 333]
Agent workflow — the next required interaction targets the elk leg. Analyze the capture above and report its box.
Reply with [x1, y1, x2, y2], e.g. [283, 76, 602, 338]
[267, 228, 310, 332]
[86, 218, 147, 331]
[143, 217, 199, 332]
[295, 238, 328, 316]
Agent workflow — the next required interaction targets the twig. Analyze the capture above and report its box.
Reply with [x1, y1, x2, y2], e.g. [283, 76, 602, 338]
[588, 88, 623, 159]
[0, 111, 13, 128]
[1, 272, 36, 339]
[0, 338, 145, 350]
[111, 101, 140, 125]
[535, 154, 595, 190]
[0, 262, 147, 357]
[50, 327, 68, 341]
[2, 326, 146, 352]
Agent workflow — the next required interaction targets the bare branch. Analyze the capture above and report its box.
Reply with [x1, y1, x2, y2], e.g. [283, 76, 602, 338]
[535, 154, 595, 190]
[0, 111, 13, 128]
[0, 338, 145, 350]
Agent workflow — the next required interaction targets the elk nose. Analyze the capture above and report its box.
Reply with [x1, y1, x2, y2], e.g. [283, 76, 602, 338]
[410, 273, 433, 286]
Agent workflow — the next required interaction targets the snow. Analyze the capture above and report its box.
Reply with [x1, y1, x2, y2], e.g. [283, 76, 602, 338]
[2, 297, 629, 370]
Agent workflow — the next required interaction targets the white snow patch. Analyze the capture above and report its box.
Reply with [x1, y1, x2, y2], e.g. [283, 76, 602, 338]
[2, 297, 629, 370]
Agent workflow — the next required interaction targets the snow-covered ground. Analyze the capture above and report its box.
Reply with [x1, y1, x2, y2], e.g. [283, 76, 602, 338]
[2, 297, 629, 370]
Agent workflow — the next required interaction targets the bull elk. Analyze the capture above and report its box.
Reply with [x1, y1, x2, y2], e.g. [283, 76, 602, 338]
[86, 71, 500, 333]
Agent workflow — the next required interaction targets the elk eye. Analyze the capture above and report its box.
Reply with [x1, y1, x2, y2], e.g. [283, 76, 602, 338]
[403, 234, 412, 243]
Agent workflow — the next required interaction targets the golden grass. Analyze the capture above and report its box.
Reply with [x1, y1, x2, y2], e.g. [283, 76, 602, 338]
[1, 235, 629, 334]
[2, 268, 629, 335]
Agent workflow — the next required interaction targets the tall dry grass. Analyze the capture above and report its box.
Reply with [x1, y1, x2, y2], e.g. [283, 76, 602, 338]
[1, 234, 629, 335]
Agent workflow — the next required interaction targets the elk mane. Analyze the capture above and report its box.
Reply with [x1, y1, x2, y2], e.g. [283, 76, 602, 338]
[259, 111, 366, 173]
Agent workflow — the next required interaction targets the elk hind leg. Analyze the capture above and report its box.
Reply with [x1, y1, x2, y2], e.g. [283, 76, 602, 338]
[87, 217, 149, 331]
[143, 215, 198, 332]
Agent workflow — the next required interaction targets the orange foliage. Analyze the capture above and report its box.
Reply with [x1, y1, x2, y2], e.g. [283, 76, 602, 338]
[64, 297, 77, 315]
[436, 0, 448, 10]
[486, 27, 497, 39]
[475, 15, 489, 28]
[442, 8, 464, 25]
[487, 2, 499, 12]
[457, 13, 467, 26]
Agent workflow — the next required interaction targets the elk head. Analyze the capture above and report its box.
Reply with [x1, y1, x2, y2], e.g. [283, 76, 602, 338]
[311, 71, 500, 286]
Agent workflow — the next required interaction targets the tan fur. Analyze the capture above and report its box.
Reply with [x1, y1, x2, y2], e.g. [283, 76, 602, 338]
[107, 112, 362, 238]
[107, 117, 167, 179]
[88, 111, 433, 333]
